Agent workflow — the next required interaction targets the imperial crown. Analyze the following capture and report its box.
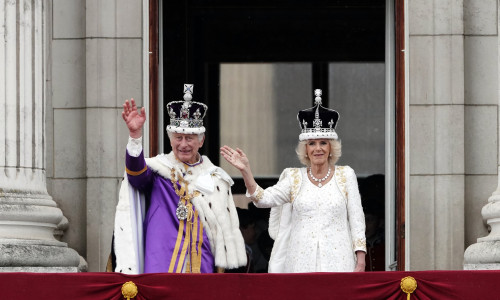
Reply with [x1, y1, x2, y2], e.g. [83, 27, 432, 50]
[166, 84, 208, 134]
[297, 89, 340, 141]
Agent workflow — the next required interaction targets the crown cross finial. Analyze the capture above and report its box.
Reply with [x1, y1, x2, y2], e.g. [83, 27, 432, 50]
[328, 119, 334, 128]
[183, 84, 194, 101]
[313, 118, 322, 129]
[302, 119, 308, 128]
[184, 84, 193, 94]
[193, 108, 201, 120]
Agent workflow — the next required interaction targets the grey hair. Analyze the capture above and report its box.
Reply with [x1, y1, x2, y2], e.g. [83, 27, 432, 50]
[295, 139, 341, 167]
[167, 131, 205, 142]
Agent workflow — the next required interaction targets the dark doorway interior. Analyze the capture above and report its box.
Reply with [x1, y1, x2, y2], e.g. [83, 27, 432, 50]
[163, 0, 385, 166]
[161, 0, 387, 272]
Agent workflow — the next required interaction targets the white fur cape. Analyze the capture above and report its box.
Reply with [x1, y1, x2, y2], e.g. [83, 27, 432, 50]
[113, 152, 247, 274]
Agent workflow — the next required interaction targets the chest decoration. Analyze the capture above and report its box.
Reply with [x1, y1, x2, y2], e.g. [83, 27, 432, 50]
[170, 168, 200, 221]
[308, 167, 331, 188]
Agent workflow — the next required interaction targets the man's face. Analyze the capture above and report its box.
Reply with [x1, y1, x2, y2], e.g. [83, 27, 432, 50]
[170, 132, 204, 164]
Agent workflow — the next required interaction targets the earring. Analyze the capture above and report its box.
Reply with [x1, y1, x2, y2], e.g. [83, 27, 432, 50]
[329, 154, 332, 157]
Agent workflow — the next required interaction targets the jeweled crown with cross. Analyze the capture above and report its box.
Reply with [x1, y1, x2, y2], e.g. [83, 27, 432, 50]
[297, 89, 340, 141]
[166, 84, 208, 134]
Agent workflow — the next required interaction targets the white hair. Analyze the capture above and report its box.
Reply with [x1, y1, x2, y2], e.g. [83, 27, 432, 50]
[167, 131, 205, 142]
[295, 139, 341, 167]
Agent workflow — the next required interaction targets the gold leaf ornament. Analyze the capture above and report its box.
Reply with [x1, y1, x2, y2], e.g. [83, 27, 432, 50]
[121, 281, 138, 299]
[400, 276, 417, 300]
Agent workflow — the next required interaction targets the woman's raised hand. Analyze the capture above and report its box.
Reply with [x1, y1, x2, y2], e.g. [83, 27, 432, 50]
[221, 145, 257, 194]
[122, 98, 146, 138]
[220, 146, 249, 171]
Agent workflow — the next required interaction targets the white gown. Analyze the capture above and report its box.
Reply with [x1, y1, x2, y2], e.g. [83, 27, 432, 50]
[248, 166, 366, 273]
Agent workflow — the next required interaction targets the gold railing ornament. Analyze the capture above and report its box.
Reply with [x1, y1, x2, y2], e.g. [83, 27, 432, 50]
[121, 281, 138, 300]
[400, 276, 417, 300]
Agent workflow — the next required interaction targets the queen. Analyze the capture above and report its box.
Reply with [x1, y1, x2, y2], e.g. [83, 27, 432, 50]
[221, 89, 366, 273]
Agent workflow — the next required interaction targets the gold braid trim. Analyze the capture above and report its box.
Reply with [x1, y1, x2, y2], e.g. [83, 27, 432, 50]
[169, 168, 202, 273]
[168, 215, 186, 272]
[188, 210, 203, 273]
[125, 165, 148, 176]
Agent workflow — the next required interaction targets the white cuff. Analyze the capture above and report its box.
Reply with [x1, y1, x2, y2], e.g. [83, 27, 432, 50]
[127, 136, 143, 157]
[245, 189, 257, 198]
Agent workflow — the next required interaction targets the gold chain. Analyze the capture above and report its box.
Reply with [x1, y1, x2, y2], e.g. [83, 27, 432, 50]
[170, 169, 200, 201]
[170, 168, 202, 273]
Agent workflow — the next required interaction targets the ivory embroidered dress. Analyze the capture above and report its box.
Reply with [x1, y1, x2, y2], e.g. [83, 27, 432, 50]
[249, 166, 366, 273]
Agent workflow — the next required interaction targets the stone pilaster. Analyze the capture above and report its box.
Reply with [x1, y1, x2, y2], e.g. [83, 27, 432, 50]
[463, 0, 500, 270]
[0, 0, 80, 272]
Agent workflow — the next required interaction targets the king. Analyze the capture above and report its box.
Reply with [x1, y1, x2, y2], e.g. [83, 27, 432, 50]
[110, 84, 247, 274]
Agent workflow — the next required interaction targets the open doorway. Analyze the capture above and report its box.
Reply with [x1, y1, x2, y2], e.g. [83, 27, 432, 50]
[150, 0, 405, 271]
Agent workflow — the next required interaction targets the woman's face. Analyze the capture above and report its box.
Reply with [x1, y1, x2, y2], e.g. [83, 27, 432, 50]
[306, 139, 331, 166]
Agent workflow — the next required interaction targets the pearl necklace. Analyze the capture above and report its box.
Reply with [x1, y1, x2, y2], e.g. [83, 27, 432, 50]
[309, 167, 331, 187]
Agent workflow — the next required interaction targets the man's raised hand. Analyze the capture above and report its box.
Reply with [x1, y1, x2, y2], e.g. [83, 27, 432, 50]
[122, 98, 146, 138]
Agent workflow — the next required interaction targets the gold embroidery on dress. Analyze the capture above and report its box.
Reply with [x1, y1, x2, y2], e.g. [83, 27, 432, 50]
[290, 168, 300, 202]
[337, 166, 348, 198]
[255, 186, 265, 201]
[353, 238, 367, 250]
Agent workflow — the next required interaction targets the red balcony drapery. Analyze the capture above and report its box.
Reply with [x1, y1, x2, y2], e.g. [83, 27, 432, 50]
[2, 270, 498, 299]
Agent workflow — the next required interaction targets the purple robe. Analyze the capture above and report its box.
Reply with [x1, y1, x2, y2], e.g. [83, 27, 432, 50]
[126, 150, 215, 273]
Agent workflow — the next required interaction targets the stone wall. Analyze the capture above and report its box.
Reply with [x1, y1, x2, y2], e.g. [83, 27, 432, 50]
[46, 0, 145, 271]
[408, 0, 498, 270]
[42, 0, 500, 272]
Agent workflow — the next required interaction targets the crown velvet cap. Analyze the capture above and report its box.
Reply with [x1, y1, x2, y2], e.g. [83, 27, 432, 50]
[297, 89, 340, 141]
[166, 84, 208, 134]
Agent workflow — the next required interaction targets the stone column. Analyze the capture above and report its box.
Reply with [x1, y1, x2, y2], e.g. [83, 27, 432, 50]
[465, 173, 500, 269]
[0, 0, 80, 272]
[463, 0, 500, 270]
